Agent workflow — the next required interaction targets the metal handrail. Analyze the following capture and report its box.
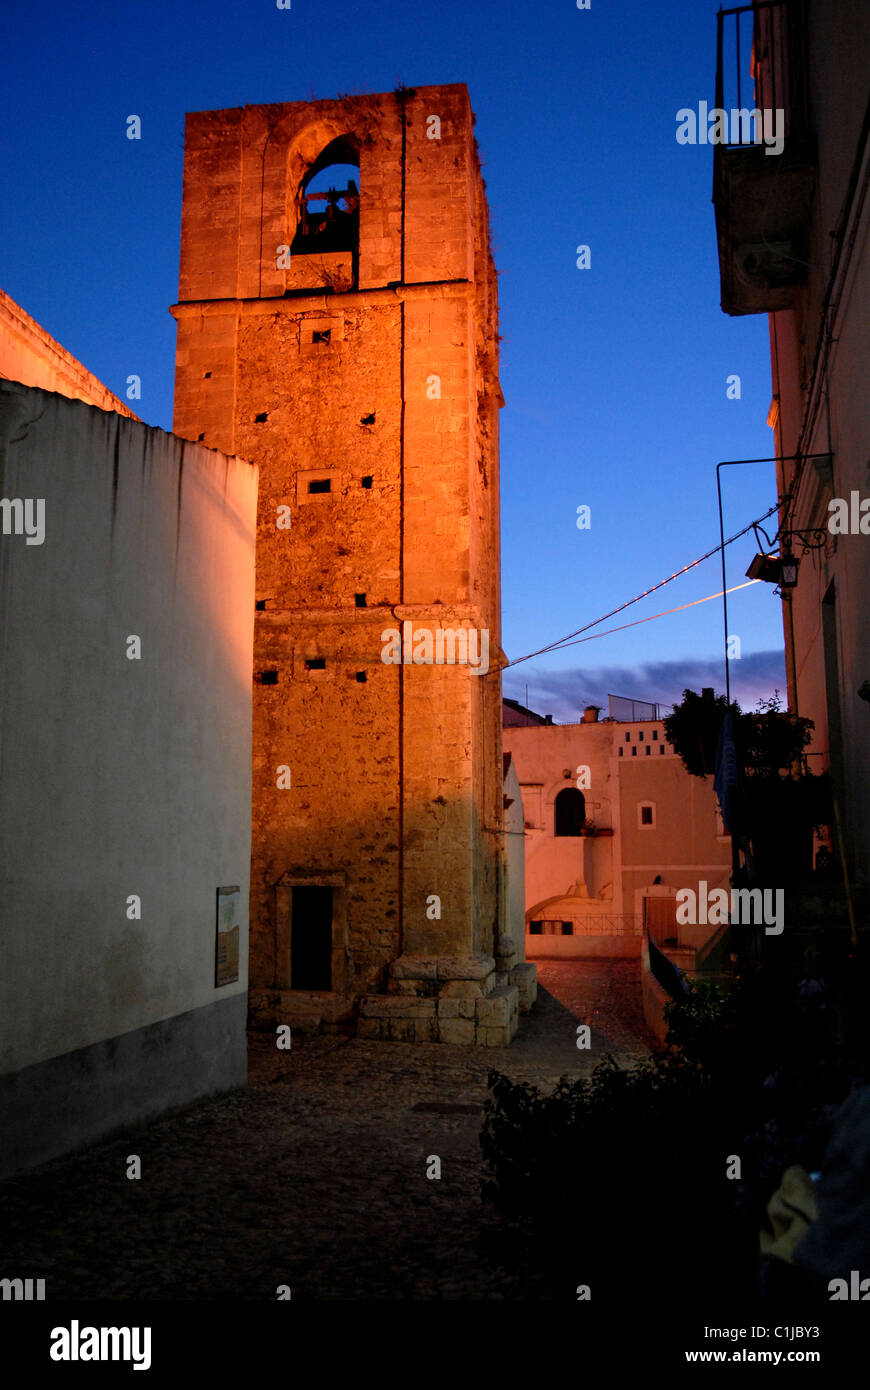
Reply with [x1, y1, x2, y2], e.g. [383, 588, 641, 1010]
[715, 0, 810, 149]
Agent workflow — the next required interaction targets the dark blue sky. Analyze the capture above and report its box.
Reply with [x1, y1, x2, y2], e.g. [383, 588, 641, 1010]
[2, 0, 787, 721]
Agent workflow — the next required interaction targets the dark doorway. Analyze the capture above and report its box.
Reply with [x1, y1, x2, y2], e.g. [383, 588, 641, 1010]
[554, 787, 586, 836]
[291, 886, 333, 990]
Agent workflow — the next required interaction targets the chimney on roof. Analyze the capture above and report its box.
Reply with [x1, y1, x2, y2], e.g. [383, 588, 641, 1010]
[545, 714, 553, 724]
[582, 705, 600, 723]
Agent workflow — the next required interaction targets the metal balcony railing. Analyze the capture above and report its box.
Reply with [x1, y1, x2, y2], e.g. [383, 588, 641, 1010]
[528, 915, 643, 938]
[715, 1, 811, 149]
[712, 1, 815, 314]
[608, 694, 661, 721]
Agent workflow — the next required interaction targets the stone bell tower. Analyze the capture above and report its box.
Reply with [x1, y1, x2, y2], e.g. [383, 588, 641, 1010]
[171, 84, 534, 1044]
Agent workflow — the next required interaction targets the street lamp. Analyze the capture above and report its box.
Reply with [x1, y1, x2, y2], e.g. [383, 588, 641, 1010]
[780, 552, 800, 587]
[746, 552, 783, 583]
[744, 550, 800, 587]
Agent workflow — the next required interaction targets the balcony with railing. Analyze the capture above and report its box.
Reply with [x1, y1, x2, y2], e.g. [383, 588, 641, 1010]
[713, 1, 815, 315]
[529, 915, 643, 938]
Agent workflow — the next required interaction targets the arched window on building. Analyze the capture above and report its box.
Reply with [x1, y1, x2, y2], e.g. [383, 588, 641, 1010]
[292, 138, 360, 257]
[554, 787, 586, 836]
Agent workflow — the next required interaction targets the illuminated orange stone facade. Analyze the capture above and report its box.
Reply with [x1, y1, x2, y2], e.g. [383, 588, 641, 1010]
[0, 287, 139, 419]
[171, 85, 533, 1043]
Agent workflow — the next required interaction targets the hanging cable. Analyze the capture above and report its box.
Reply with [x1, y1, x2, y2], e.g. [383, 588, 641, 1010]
[506, 502, 779, 669]
[540, 580, 761, 650]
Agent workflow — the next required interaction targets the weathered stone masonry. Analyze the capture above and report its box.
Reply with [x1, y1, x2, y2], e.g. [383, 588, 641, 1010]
[171, 85, 536, 1044]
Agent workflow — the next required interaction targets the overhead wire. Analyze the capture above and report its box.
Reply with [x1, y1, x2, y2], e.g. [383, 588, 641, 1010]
[505, 501, 779, 669]
[542, 579, 762, 649]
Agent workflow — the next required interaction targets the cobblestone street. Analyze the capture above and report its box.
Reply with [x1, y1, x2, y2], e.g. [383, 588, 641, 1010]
[0, 961, 654, 1300]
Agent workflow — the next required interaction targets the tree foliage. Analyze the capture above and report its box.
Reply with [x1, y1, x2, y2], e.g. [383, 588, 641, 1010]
[740, 694, 814, 777]
[664, 688, 813, 780]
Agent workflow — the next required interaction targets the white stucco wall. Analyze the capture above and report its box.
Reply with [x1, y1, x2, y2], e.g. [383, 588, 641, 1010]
[503, 722, 617, 917]
[503, 754, 526, 961]
[503, 719, 732, 950]
[0, 383, 257, 1074]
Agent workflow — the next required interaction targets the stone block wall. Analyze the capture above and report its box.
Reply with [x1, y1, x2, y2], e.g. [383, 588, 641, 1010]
[172, 86, 530, 1042]
[359, 953, 520, 1045]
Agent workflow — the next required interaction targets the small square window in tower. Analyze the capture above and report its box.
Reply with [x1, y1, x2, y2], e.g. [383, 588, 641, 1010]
[291, 886, 333, 990]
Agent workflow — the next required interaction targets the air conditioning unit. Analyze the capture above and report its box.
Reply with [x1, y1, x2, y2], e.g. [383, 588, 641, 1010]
[735, 241, 798, 289]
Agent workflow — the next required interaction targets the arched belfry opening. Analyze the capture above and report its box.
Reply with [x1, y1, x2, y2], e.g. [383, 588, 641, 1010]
[291, 137, 360, 257]
[554, 787, 586, 837]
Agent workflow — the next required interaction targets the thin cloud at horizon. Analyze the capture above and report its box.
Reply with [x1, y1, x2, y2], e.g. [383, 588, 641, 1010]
[503, 649, 788, 722]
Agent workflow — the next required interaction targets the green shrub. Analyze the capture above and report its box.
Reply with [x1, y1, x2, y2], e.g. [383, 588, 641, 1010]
[480, 955, 869, 1300]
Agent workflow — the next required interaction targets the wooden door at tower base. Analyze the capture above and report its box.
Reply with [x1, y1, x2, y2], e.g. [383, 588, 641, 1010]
[291, 886, 333, 990]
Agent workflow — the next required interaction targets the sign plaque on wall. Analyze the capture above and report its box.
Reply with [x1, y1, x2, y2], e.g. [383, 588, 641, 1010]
[215, 886, 240, 987]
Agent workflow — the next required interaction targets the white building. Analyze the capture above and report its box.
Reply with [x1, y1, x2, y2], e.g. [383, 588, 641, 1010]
[0, 304, 257, 1178]
[503, 700, 732, 962]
